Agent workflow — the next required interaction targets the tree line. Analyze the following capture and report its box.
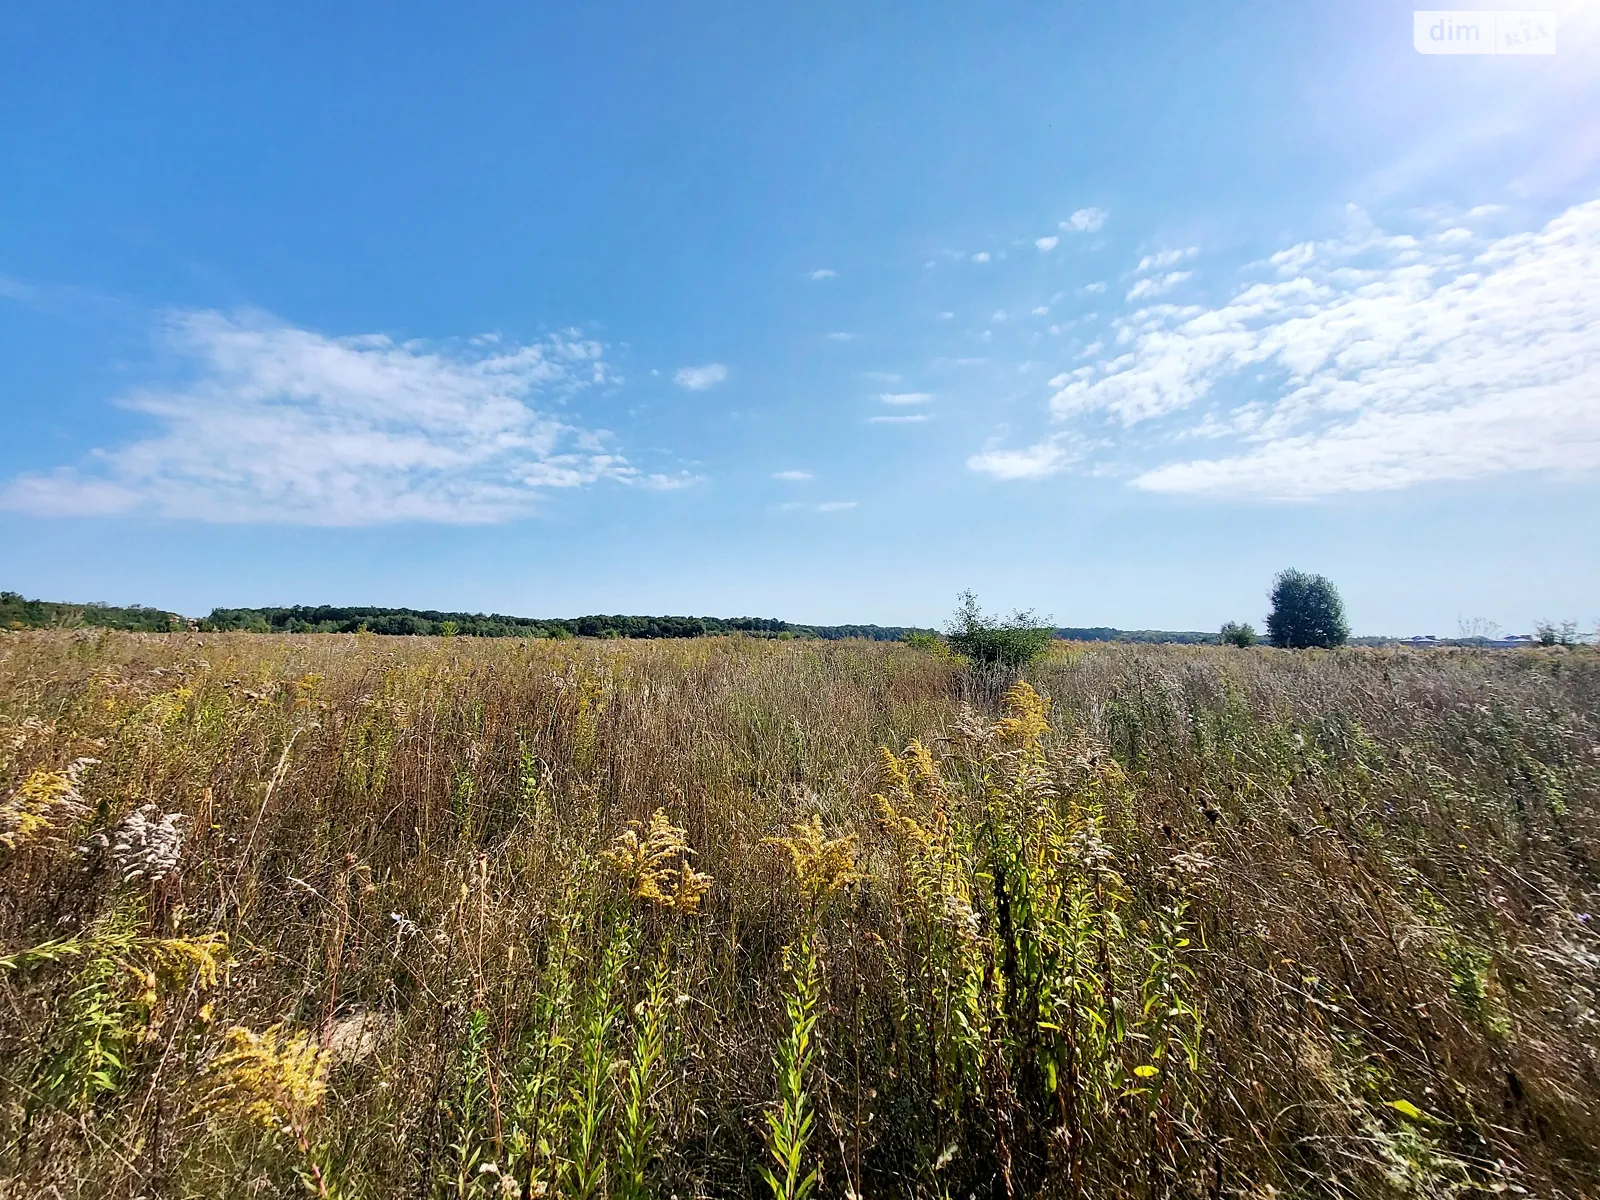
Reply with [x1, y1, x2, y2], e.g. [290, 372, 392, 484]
[10, 580, 1579, 651]
[1, 592, 183, 633]
[196, 605, 927, 642]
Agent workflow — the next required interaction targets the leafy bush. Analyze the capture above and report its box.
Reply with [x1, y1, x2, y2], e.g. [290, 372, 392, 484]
[1219, 620, 1257, 647]
[943, 590, 1053, 667]
[901, 630, 958, 660]
[1265, 569, 1349, 649]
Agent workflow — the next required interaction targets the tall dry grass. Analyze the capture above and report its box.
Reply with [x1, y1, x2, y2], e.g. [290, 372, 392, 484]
[0, 630, 1596, 1198]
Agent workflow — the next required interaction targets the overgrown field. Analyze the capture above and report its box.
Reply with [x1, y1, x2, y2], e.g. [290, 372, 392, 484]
[2, 632, 1598, 1199]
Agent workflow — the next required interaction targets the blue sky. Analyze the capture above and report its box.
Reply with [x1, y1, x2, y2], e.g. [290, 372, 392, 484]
[3, 1, 1598, 634]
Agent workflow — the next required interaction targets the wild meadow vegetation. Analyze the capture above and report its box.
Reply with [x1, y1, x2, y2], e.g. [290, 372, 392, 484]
[2, 630, 1598, 1198]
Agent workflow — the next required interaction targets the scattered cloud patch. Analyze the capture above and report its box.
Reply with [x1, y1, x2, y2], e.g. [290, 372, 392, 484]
[1080, 281, 1107, 295]
[971, 252, 992, 264]
[1136, 247, 1198, 272]
[640, 472, 704, 491]
[1125, 270, 1193, 301]
[809, 268, 837, 280]
[1032, 305, 1050, 316]
[869, 413, 933, 424]
[1041, 198, 1600, 499]
[878, 392, 933, 406]
[968, 437, 1080, 480]
[825, 331, 858, 342]
[674, 362, 728, 390]
[1062, 207, 1109, 233]
[772, 469, 814, 481]
[0, 309, 639, 525]
[777, 499, 857, 513]
[1035, 235, 1060, 252]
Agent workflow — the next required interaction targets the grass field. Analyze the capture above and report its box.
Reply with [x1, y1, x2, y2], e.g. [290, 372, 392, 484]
[2, 631, 1598, 1199]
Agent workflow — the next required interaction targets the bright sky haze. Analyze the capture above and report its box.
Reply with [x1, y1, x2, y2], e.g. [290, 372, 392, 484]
[3, 2, 1598, 634]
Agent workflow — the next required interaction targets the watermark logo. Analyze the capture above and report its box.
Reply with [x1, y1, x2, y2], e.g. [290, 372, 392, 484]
[1414, 10, 1557, 53]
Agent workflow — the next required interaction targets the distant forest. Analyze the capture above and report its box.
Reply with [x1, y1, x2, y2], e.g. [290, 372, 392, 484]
[1, 591, 184, 633]
[5, 589, 1385, 645]
[198, 604, 928, 641]
[1056, 626, 1213, 644]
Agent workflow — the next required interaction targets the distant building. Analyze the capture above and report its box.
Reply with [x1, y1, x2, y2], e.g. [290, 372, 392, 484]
[1397, 633, 1538, 649]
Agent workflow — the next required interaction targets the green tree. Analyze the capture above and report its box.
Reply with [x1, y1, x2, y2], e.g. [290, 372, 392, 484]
[1535, 620, 1580, 646]
[944, 590, 1053, 668]
[1219, 621, 1257, 648]
[1265, 570, 1349, 649]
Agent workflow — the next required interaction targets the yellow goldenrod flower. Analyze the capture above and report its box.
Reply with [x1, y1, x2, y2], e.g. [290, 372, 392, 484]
[666, 860, 714, 914]
[0, 758, 96, 850]
[996, 682, 1051, 751]
[208, 1023, 329, 1136]
[602, 808, 712, 912]
[766, 815, 859, 907]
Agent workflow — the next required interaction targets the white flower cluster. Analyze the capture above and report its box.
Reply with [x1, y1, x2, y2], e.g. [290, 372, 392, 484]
[90, 803, 191, 883]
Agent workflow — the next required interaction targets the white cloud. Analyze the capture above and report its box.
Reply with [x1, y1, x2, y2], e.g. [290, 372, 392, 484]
[968, 437, 1080, 480]
[1062, 207, 1109, 233]
[1045, 197, 1600, 498]
[825, 331, 858, 342]
[869, 413, 933, 424]
[1080, 281, 1107, 295]
[809, 268, 837, 280]
[1035, 235, 1060, 252]
[674, 362, 728, 390]
[991, 310, 1009, 323]
[878, 392, 933, 406]
[1134, 392, 1600, 498]
[640, 472, 704, 491]
[971, 252, 992, 264]
[1125, 271, 1193, 301]
[1, 309, 641, 525]
[777, 499, 857, 513]
[772, 469, 814, 481]
[1136, 247, 1198, 272]
[938, 311, 955, 320]
[1032, 305, 1050, 316]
